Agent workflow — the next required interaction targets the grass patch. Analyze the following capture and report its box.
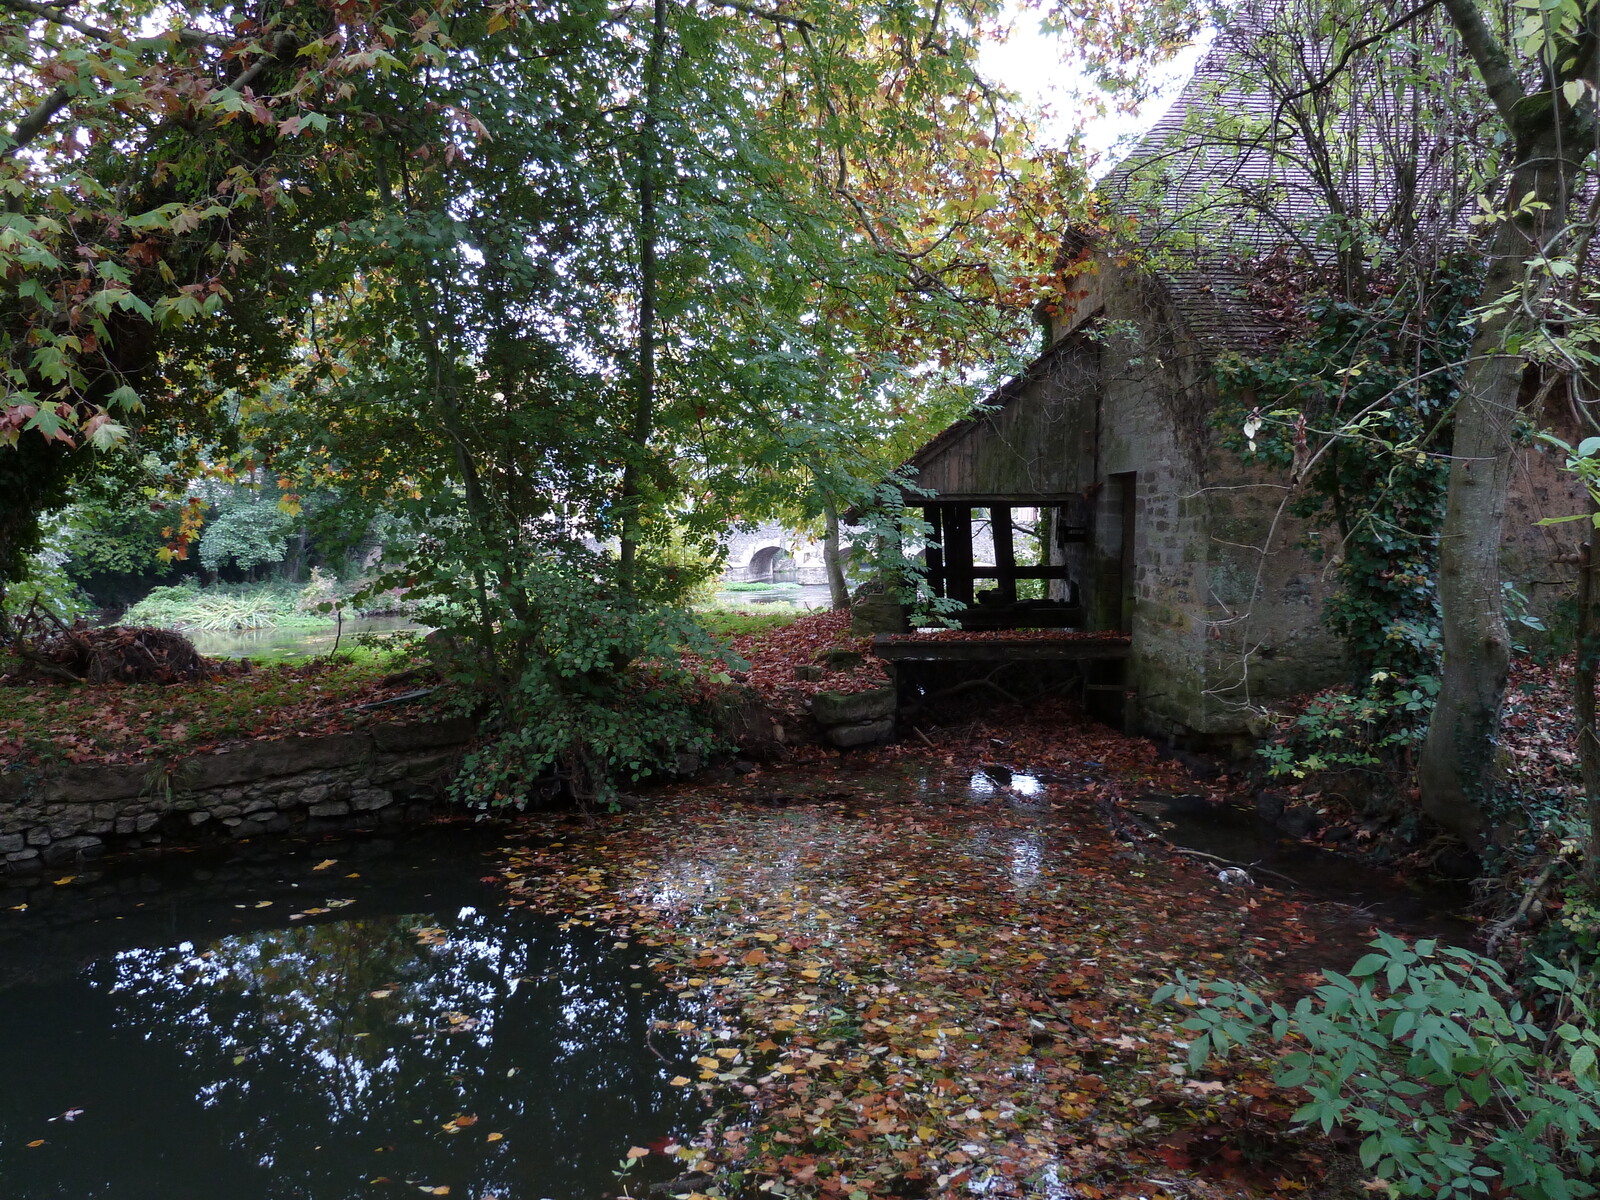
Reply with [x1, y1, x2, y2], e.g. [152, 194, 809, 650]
[719, 581, 802, 593]
[698, 608, 806, 638]
[0, 643, 445, 768]
[125, 580, 341, 633]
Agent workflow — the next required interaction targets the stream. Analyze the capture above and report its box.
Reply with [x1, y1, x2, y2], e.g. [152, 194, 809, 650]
[0, 824, 702, 1200]
[0, 758, 1474, 1199]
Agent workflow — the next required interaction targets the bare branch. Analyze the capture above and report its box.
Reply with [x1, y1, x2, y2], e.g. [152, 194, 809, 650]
[1274, 0, 1441, 109]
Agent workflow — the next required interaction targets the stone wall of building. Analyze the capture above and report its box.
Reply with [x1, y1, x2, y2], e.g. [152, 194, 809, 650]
[0, 718, 474, 872]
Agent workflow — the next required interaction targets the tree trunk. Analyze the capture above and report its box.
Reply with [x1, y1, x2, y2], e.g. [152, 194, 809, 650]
[823, 500, 849, 610]
[1580, 531, 1600, 881]
[1418, 127, 1578, 842]
[618, 0, 668, 592]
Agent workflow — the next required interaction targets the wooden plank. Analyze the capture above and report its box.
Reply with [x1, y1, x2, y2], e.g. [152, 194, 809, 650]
[964, 565, 1072, 581]
[873, 635, 1129, 663]
[992, 506, 1017, 603]
[898, 492, 1086, 505]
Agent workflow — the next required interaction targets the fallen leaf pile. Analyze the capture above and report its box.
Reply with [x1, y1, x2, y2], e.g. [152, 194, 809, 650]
[724, 611, 892, 719]
[0, 658, 447, 769]
[500, 702, 1389, 1199]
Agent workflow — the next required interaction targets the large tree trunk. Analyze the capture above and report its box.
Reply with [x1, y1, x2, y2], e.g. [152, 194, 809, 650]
[1419, 124, 1579, 841]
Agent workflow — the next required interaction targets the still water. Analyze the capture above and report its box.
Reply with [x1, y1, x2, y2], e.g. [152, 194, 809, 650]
[0, 826, 701, 1200]
[186, 616, 422, 662]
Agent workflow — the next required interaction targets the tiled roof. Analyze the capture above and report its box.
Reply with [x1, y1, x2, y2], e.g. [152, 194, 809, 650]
[1091, 0, 1459, 352]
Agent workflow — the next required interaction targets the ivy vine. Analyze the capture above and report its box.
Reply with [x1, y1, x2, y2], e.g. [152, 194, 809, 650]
[1211, 265, 1478, 777]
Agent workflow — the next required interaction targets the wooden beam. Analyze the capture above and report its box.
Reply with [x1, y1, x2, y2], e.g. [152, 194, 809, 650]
[992, 506, 1017, 603]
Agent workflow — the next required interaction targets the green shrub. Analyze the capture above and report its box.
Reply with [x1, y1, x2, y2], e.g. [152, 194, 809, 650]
[436, 551, 732, 810]
[125, 580, 334, 631]
[1156, 932, 1600, 1199]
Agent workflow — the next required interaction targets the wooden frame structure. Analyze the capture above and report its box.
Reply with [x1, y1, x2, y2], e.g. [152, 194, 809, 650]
[912, 495, 1087, 630]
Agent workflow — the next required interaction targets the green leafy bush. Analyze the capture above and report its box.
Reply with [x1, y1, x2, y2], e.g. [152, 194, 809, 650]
[125, 580, 332, 631]
[429, 548, 731, 810]
[1155, 932, 1600, 1199]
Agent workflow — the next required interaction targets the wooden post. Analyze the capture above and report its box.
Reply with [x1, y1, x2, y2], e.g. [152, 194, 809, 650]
[922, 505, 945, 597]
[942, 505, 975, 606]
[992, 506, 1017, 603]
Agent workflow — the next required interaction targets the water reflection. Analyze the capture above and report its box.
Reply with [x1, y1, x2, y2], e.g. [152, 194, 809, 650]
[0, 856, 697, 1199]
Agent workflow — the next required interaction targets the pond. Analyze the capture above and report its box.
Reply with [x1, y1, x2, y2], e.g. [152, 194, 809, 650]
[186, 616, 423, 662]
[0, 825, 703, 1200]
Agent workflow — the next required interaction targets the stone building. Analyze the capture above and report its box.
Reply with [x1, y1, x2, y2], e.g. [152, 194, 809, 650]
[900, 13, 1587, 744]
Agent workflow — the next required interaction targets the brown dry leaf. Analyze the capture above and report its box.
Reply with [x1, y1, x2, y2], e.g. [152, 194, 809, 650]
[312, 859, 337, 871]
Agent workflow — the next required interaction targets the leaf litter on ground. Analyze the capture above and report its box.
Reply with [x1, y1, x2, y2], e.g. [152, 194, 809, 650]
[499, 698, 1402, 1199]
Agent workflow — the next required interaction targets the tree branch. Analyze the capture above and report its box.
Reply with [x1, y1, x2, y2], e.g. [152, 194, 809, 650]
[219, 30, 299, 97]
[1275, 0, 1441, 108]
[1439, 0, 1530, 127]
[709, 0, 814, 31]
[3, 82, 70, 156]
[0, 0, 227, 49]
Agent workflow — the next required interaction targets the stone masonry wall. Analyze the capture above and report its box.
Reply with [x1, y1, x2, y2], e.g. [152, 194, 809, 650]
[0, 718, 474, 873]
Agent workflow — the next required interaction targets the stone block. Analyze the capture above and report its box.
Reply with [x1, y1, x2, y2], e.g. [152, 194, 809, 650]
[231, 820, 264, 838]
[349, 789, 392, 812]
[370, 718, 474, 754]
[824, 718, 895, 749]
[811, 687, 896, 726]
[188, 811, 211, 826]
[0, 834, 21, 854]
[40, 763, 155, 804]
[42, 835, 103, 865]
[172, 733, 373, 789]
[25, 828, 50, 847]
[114, 817, 137, 836]
[793, 664, 825, 682]
[134, 814, 159, 833]
[308, 800, 351, 818]
[369, 751, 460, 785]
[6, 849, 39, 863]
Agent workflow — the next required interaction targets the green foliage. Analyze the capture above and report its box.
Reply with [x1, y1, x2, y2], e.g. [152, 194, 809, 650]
[849, 473, 966, 628]
[2, 532, 90, 622]
[438, 549, 728, 811]
[198, 486, 295, 576]
[1214, 278, 1475, 682]
[697, 608, 802, 638]
[1258, 671, 1440, 781]
[1157, 932, 1600, 1199]
[125, 580, 333, 632]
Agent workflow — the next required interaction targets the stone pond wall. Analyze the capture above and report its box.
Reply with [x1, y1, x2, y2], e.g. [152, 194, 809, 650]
[0, 718, 474, 873]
